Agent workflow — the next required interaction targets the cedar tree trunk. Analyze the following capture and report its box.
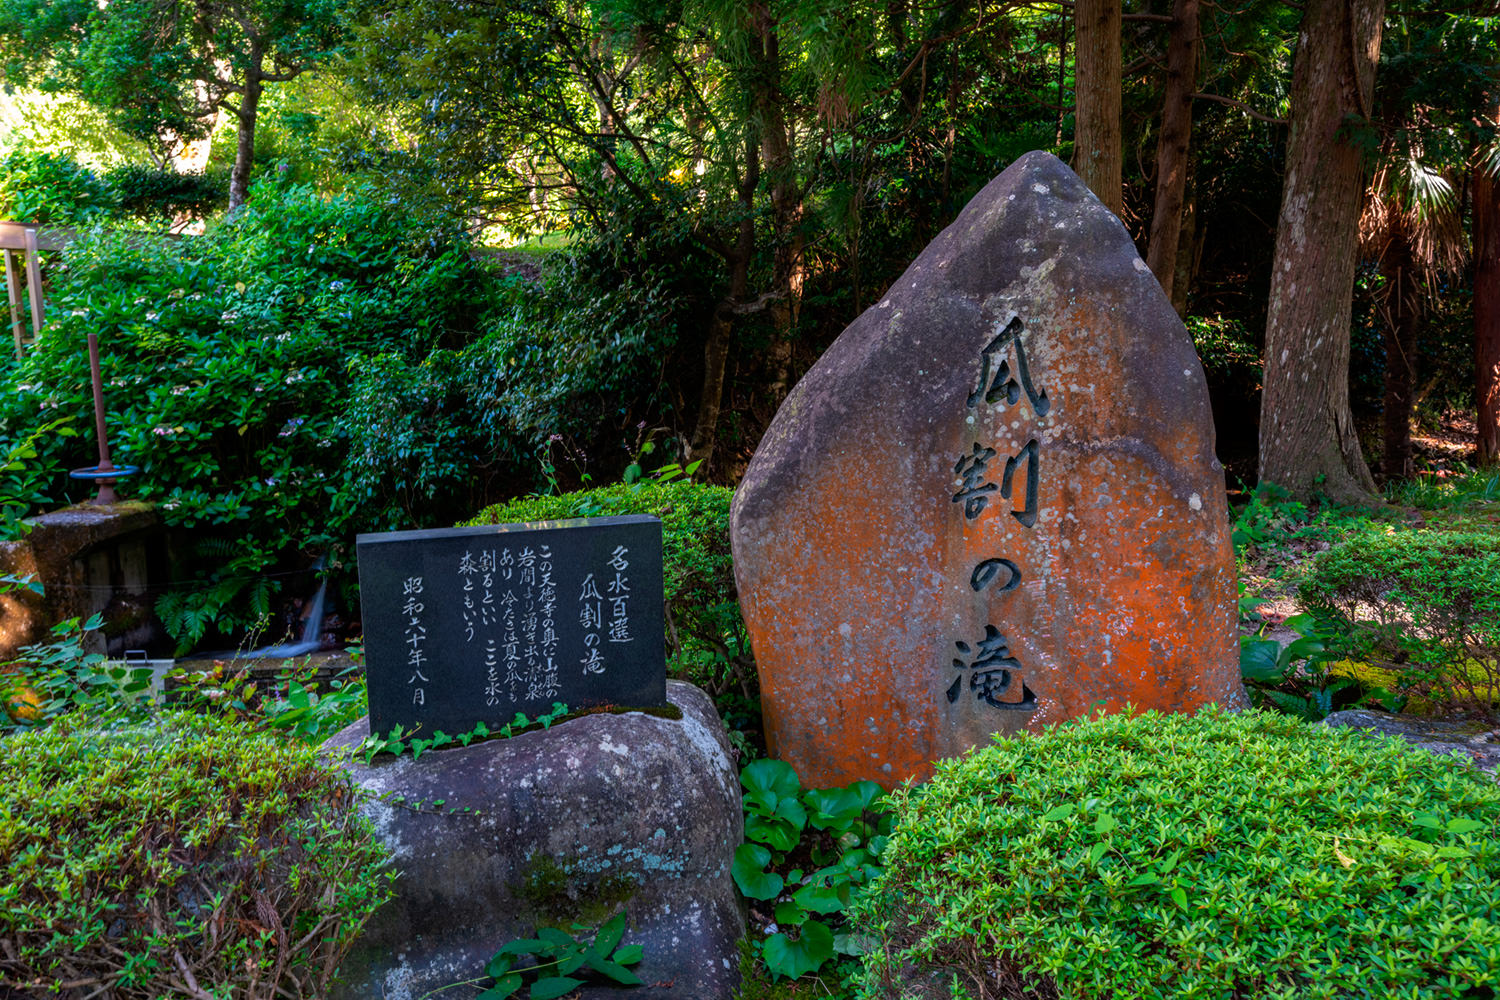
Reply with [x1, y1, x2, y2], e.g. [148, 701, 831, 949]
[1072, 0, 1123, 215]
[1477, 90, 1500, 465]
[1379, 234, 1420, 479]
[1258, 0, 1383, 503]
[1146, 0, 1199, 307]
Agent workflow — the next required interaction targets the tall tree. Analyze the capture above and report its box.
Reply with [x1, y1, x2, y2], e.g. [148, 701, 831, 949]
[1145, 0, 1199, 306]
[1258, 0, 1384, 503]
[0, 0, 340, 209]
[1072, 0, 1123, 214]
[1478, 86, 1500, 466]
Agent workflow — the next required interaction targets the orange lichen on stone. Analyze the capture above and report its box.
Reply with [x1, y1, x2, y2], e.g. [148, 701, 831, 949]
[731, 152, 1247, 790]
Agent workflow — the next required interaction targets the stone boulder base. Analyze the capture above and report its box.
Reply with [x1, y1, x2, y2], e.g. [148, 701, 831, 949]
[325, 680, 743, 1000]
[731, 150, 1247, 789]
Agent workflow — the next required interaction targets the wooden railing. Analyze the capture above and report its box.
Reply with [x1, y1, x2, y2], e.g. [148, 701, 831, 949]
[1, 222, 77, 361]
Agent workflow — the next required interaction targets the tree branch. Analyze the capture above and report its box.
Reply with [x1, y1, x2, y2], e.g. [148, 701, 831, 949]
[1192, 91, 1288, 124]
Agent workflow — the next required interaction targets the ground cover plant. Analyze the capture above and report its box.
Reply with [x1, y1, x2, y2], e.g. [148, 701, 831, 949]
[0, 709, 393, 997]
[851, 707, 1500, 1000]
[1299, 527, 1500, 717]
[734, 759, 893, 985]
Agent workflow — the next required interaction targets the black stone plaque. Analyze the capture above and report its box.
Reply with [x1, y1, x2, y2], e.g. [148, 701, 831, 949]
[357, 515, 667, 737]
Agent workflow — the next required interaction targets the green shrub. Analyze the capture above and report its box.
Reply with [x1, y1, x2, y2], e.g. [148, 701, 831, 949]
[0, 149, 118, 225]
[0, 178, 500, 648]
[103, 163, 230, 225]
[464, 480, 755, 728]
[853, 708, 1500, 1000]
[1300, 529, 1500, 716]
[0, 710, 393, 996]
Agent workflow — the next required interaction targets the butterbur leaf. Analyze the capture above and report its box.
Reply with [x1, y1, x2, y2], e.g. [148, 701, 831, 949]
[793, 882, 847, 914]
[742, 759, 801, 804]
[732, 843, 783, 900]
[746, 814, 800, 852]
[775, 899, 809, 926]
[762, 918, 835, 980]
[530, 977, 584, 1000]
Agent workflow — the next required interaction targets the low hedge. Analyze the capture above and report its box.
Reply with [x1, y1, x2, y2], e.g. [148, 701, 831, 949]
[1299, 529, 1500, 716]
[464, 480, 751, 705]
[852, 708, 1500, 999]
[0, 711, 392, 997]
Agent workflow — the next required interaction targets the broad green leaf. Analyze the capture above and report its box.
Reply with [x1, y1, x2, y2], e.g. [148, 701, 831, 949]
[793, 882, 847, 914]
[486, 952, 515, 978]
[1240, 639, 1286, 682]
[775, 899, 809, 926]
[585, 957, 642, 985]
[762, 918, 835, 980]
[612, 944, 643, 965]
[1170, 887, 1188, 911]
[530, 976, 584, 1000]
[732, 843, 783, 900]
[1095, 812, 1118, 836]
[593, 910, 627, 956]
[742, 759, 801, 804]
[477, 972, 521, 1000]
[1447, 818, 1484, 835]
[1042, 803, 1075, 822]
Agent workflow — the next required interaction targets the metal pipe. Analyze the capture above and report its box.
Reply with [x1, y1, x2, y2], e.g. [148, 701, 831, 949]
[87, 331, 118, 504]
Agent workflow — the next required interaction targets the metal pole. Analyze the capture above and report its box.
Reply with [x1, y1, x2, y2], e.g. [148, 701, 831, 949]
[87, 331, 119, 505]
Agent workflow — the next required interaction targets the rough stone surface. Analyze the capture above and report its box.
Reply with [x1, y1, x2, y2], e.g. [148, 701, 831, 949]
[1322, 710, 1500, 776]
[0, 501, 164, 659]
[731, 151, 1247, 789]
[325, 680, 743, 1000]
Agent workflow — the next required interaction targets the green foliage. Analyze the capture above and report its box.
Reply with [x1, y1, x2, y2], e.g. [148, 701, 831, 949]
[0, 149, 117, 224]
[466, 479, 752, 720]
[0, 0, 341, 157]
[359, 702, 570, 763]
[0, 178, 496, 647]
[735, 759, 893, 983]
[0, 612, 124, 731]
[1183, 314, 1260, 381]
[1300, 528, 1500, 716]
[1387, 466, 1500, 512]
[1238, 607, 1394, 720]
[0, 709, 394, 996]
[479, 911, 644, 999]
[852, 708, 1500, 999]
[257, 658, 369, 743]
[1231, 482, 1372, 556]
[0, 415, 76, 537]
[104, 162, 230, 225]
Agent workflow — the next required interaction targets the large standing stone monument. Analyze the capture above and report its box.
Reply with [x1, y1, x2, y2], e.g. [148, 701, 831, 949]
[730, 151, 1247, 789]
